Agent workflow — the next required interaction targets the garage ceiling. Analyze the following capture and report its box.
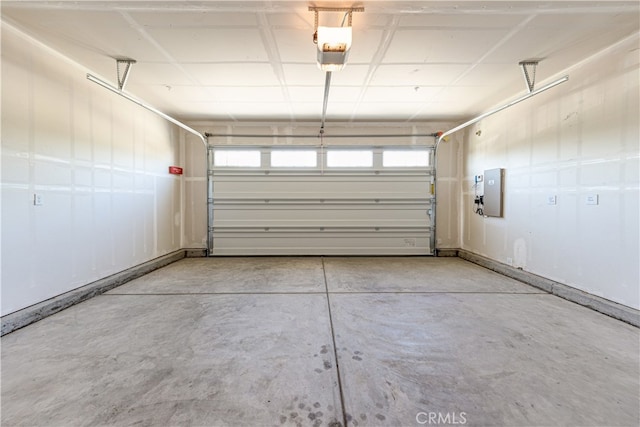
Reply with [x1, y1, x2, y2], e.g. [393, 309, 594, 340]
[2, 1, 639, 123]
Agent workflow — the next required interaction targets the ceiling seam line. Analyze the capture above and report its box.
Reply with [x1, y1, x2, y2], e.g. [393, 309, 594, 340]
[406, 13, 538, 122]
[117, 10, 237, 121]
[257, 11, 294, 122]
[348, 15, 402, 122]
[447, 14, 539, 87]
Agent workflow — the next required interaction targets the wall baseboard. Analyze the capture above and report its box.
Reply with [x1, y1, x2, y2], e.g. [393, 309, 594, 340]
[457, 249, 640, 328]
[185, 248, 208, 257]
[4, 248, 637, 334]
[1, 250, 186, 336]
[435, 248, 459, 257]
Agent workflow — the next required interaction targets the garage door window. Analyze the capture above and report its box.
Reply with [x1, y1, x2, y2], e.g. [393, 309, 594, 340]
[214, 150, 261, 167]
[383, 150, 430, 167]
[326, 150, 373, 167]
[271, 150, 317, 167]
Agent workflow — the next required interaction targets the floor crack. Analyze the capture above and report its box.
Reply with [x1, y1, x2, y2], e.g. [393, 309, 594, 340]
[322, 256, 348, 427]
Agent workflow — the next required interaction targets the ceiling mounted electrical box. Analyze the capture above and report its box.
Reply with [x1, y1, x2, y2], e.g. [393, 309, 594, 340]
[310, 6, 363, 72]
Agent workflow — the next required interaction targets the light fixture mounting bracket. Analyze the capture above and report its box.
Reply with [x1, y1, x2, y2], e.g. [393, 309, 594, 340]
[309, 6, 364, 33]
[519, 60, 539, 93]
[116, 58, 136, 91]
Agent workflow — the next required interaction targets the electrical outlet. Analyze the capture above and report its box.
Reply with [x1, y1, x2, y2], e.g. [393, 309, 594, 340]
[547, 195, 557, 205]
[586, 194, 599, 205]
[33, 193, 43, 206]
[506, 257, 513, 266]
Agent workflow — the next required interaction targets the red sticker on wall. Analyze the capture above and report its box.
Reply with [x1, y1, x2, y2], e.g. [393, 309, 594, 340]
[168, 166, 183, 175]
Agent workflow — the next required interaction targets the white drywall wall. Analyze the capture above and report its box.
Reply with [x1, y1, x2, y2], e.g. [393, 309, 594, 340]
[462, 35, 639, 309]
[181, 122, 462, 251]
[1, 25, 183, 316]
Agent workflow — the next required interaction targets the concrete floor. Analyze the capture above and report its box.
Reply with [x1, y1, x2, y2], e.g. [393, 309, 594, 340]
[1, 257, 638, 427]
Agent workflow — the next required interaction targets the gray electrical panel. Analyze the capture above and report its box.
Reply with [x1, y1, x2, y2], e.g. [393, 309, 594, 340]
[483, 168, 504, 217]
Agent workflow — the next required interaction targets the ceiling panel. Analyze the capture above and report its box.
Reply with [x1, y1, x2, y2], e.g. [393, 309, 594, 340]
[361, 86, 442, 103]
[203, 86, 286, 103]
[3, 10, 168, 63]
[483, 12, 639, 64]
[436, 86, 504, 106]
[342, 29, 386, 64]
[282, 64, 370, 86]
[370, 64, 470, 86]
[125, 63, 196, 86]
[415, 102, 471, 119]
[290, 103, 324, 118]
[349, 12, 393, 29]
[129, 11, 259, 27]
[146, 28, 269, 62]
[287, 86, 324, 102]
[266, 11, 313, 29]
[191, 101, 293, 119]
[330, 65, 374, 86]
[124, 84, 211, 108]
[454, 64, 520, 86]
[273, 29, 317, 63]
[2, 0, 638, 123]
[397, 13, 528, 28]
[383, 29, 510, 63]
[289, 86, 363, 103]
[150, 85, 217, 103]
[529, 12, 633, 29]
[183, 63, 280, 86]
[351, 102, 426, 120]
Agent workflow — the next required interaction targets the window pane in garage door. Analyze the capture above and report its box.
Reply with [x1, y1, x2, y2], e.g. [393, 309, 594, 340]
[383, 150, 429, 167]
[271, 150, 317, 167]
[326, 150, 373, 167]
[214, 150, 261, 167]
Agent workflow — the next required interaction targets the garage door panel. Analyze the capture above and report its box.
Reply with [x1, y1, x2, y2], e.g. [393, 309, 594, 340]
[208, 145, 435, 255]
[212, 178, 431, 200]
[211, 231, 431, 256]
[213, 207, 429, 228]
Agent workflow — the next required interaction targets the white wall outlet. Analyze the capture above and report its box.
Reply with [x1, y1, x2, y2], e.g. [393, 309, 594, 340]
[586, 194, 599, 205]
[506, 257, 513, 266]
[33, 193, 43, 206]
[547, 195, 557, 205]
[475, 174, 483, 182]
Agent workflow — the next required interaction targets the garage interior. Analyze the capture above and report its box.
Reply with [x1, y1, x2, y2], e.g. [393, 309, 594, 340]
[1, 1, 639, 426]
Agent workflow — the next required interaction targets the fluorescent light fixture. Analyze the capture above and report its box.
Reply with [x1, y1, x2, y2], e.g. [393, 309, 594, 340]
[86, 73, 205, 145]
[317, 26, 352, 71]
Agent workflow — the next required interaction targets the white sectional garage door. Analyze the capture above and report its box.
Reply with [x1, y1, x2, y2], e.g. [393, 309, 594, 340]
[207, 144, 435, 255]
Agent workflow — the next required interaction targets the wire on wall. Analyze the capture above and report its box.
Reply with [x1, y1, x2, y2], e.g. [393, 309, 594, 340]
[474, 195, 484, 216]
[472, 175, 484, 216]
